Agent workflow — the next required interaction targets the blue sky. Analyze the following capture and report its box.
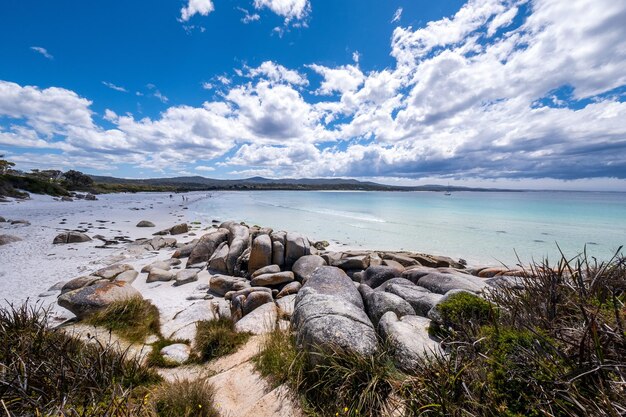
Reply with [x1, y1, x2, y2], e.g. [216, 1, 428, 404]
[1, 0, 625, 190]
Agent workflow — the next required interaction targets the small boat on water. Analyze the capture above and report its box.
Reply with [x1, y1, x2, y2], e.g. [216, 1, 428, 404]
[444, 183, 452, 196]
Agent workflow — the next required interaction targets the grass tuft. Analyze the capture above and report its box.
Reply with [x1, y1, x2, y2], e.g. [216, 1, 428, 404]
[85, 296, 161, 343]
[0, 302, 160, 416]
[194, 317, 250, 362]
[151, 378, 220, 417]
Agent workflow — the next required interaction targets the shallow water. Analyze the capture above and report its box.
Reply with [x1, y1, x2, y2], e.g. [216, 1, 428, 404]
[188, 190, 626, 266]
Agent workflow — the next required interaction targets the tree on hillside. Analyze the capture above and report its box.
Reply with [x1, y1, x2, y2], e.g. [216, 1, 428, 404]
[0, 155, 16, 175]
[62, 170, 94, 189]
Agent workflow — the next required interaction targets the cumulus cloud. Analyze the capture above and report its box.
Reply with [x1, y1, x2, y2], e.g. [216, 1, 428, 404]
[3, 0, 626, 187]
[30, 46, 53, 60]
[247, 61, 309, 86]
[238, 7, 261, 24]
[180, 0, 214, 21]
[253, 0, 310, 25]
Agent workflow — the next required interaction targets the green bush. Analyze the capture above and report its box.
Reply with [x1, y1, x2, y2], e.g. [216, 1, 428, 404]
[254, 327, 303, 387]
[86, 296, 161, 343]
[194, 317, 250, 362]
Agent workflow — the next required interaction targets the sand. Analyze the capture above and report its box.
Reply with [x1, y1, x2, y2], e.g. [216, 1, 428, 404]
[0, 192, 211, 319]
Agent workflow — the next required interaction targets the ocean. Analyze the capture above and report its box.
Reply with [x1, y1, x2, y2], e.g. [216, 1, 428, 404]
[188, 190, 626, 267]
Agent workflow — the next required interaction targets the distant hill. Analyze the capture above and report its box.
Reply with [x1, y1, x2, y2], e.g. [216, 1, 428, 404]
[89, 175, 518, 192]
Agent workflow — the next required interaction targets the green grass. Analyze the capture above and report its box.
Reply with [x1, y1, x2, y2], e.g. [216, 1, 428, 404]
[85, 297, 161, 343]
[253, 327, 302, 387]
[0, 303, 161, 416]
[194, 317, 251, 362]
[431, 291, 495, 338]
[151, 379, 220, 417]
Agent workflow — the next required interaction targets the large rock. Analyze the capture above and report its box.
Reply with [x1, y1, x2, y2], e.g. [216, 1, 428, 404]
[373, 277, 416, 292]
[208, 241, 230, 273]
[249, 234, 272, 273]
[169, 223, 189, 235]
[243, 291, 274, 316]
[226, 238, 248, 275]
[401, 266, 439, 283]
[187, 228, 229, 266]
[141, 261, 171, 273]
[277, 281, 301, 298]
[333, 255, 370, 271]
[251, 264, 281, 277]
[363, 291, 415, 326]
[417, 273, 486, 294]
[292, 255, 326, 283]
[146, 268, 176, 283]
[292, 266, 377, 359]
[235, 302, 277, 335]
[115, 270, 139, 284]
[93, 264, 134, 280]
[58, 281, 142, 318]
[174, 269, 200, 286]
[220, 221, 250, 243]
[271, 241, 285, 267]
[53, 232, 91, 244]
[209, 275, 250, 296]
[383, 253, 420, 267]
[0, 234, 21, 246]
[386, 284, 443, 316]
[378, 312, 441, 372]
[136, 220, 155, 227]
[172, 242, 196, 258]
[297, 266, 364, 309]
[61, 276, 104, 294]
[250, 271, 294, 287]
[361, 266, 403, 288]
[284, 232, 310, 268]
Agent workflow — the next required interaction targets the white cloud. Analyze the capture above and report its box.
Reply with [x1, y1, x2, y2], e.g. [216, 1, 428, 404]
[195, 165, 216, 171]
[202, 82, 214, 90]
[253, 0, 310, 25]
[352, 51, 360, 64]
[4, 0, 626, 187]
[180, 0, 215, 22]
[247, 61, 309, 86]
[30, 46, 53, 60]
[391, 7, 403, 23]
[237, 7, 261, 24]
[308, 64, 365, 95]
[102, 81, 128, 93]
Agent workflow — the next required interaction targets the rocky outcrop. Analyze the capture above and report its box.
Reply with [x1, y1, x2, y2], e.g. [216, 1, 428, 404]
[378, 312, 441, 372]
[361, 265, 403, 288]
[61, 276, 104, 294]
[292, 266, 377, 359]
[417, 272, 486, 294]
[362, 289, 416, 326]
[292, 255, 326, 283]
[209, 241, 230, 273]
[285, 232, 310, 268]
[58, 281, 141, 318]
[160, 343, 191, 364]
[250, 271, 294, 287]
[249, 234, 272, 273]
[53, 232, 91, 244]
[210, 275, 250, 296]
[94, 264, 134, 280]
[386, 284, 443, 316]
[187, 228, 229, 266]
[277, 281, 301, 298]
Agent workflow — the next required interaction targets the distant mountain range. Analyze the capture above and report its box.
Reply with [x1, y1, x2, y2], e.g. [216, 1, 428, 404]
[90, 175, 519, 192]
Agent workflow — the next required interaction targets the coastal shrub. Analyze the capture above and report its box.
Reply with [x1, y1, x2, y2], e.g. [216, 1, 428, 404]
[86, 296, 161, 343]
[194, 317, 250, 361]
[400, 248, 626, 416]
[150, 378, 220, 417]
[0, 302, 160, 416]
[0, 173, 69, 198]
[431, 291, 495, 338]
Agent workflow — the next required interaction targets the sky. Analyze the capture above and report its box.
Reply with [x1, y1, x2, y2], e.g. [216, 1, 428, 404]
[0, 0, 625, 191]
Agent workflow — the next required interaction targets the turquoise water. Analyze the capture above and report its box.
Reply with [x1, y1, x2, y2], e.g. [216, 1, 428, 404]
[188, 191, 626, 266]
